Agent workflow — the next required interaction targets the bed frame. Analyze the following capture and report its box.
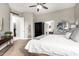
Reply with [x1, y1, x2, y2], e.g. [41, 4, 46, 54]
[24, 50, 49, 56]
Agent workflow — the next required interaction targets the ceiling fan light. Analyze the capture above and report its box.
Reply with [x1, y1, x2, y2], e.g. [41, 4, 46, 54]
[37, 5, 42, 9]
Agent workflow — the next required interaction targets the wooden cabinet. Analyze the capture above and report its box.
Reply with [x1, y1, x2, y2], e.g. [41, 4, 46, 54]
[34, 22, 44, 37]
[0, 36, 13, 45]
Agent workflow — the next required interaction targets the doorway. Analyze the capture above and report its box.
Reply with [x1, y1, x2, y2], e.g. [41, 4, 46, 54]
[10, 13, 25, 39]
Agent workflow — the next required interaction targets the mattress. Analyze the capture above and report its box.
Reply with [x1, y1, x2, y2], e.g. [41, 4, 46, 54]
[25, 35, 79, 56]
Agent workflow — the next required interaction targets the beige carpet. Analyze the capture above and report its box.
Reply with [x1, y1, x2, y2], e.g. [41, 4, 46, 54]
[3, 39, 48, 56]
[0, 45, 12, 56]
[3, 40, 29, 56]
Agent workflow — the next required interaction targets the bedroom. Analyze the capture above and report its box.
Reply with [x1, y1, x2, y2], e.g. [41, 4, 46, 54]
[0, 3, 79, 56]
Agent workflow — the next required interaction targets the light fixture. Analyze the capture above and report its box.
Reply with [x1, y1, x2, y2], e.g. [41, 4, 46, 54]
[37, 5, 42, 9]
[29, 3, 48, 12]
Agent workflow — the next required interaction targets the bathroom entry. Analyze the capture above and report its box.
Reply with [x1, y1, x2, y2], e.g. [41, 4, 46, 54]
[10, 13, 25, 38]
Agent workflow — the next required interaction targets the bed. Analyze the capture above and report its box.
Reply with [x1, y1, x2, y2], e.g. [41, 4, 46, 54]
[25, 28, 79, 56]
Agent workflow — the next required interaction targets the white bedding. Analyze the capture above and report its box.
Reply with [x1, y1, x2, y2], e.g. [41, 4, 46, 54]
[25, 35, 79, 56]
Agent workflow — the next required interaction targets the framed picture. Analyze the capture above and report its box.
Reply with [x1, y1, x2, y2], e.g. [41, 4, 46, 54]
[0, 17, 3, 31]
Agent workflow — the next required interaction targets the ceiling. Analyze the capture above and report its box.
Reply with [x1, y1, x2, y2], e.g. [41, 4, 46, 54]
[9, 3, 76, 15]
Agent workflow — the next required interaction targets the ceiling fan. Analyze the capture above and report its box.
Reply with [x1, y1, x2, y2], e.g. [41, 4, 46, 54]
[29, 3, 48, 12]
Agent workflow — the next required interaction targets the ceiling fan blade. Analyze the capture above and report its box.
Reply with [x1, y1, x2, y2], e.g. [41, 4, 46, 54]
[42, 3, 46, 4]
[42, 5, 48, 9]
[29, 5, 37, 7]
[37, 8, 39, 12]
[37, 3, 40, 5]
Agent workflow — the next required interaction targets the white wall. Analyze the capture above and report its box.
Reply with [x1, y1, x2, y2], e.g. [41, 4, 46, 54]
[0, 3, 10, 32]
[75, 3, 79, 23]
[23, 13, 34, 39]
[34, 7, 75, 23]
[9, 5, 78, 38]
[34, 7, 75, 33]
[9, 4, 79, 38]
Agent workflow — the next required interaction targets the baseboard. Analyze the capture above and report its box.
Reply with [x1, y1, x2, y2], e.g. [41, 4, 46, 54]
[13, 37, 32, 41]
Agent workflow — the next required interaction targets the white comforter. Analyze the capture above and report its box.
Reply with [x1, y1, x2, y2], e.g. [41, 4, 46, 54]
[25, 35, 79, 56]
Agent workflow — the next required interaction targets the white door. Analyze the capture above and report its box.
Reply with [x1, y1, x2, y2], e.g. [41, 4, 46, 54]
[10, 13, 25, 39]
[19, 17, 24, 38]
[16, 16, 25, 38]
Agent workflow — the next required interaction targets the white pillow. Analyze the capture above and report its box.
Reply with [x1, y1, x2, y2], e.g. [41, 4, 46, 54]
[71, 28, 79, 42]
[65, 32, 72, 39]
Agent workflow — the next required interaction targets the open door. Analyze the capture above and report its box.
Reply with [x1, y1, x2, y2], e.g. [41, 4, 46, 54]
[10, 13, 25, 39]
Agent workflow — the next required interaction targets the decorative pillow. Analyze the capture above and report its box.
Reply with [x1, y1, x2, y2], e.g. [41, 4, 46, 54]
[65, 32, 72, 39]
[70, 28, 79, 42]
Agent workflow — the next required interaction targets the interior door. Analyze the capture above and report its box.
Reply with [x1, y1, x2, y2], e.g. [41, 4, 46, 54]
[35, 22, 44, 37]
[20, 17, 25, 38]
[16, 17, 25, 38]
[10, 13, 25, 38]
